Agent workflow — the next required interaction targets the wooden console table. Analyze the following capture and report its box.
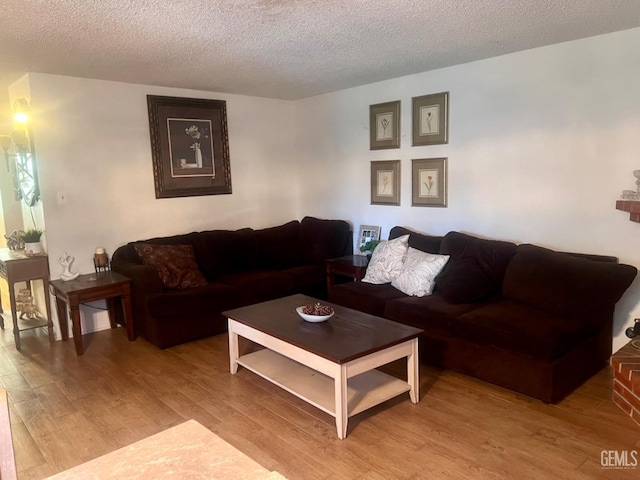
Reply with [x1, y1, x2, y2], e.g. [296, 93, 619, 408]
[50, 271, 136, 356]
[0, 248, 54, 350]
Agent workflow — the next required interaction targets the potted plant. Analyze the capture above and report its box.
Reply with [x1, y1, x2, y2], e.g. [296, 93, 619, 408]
[359, 240, 379, 258]
[20, 228, 44, 256]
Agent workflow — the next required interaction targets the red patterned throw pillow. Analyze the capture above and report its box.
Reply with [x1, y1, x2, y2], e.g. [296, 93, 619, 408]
[134, 244, 207, 289]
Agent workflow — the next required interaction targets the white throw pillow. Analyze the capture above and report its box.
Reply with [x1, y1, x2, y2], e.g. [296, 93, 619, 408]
[391, 247, 450, 297]
[362, 235, 410, 284]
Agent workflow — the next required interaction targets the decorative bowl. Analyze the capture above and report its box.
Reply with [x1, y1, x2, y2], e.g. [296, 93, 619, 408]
[296, 305, 334, 323]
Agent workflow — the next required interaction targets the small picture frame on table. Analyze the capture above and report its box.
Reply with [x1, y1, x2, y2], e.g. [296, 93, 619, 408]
[357, 225, 381, 255]
[412, 92, 449, 146]
[371, 160, 401, 206]
[369, 101, 400, 150]
[412, 157, 447, 207]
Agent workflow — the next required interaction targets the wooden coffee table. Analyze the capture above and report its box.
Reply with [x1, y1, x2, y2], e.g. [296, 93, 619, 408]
[224, 294, 423, 439]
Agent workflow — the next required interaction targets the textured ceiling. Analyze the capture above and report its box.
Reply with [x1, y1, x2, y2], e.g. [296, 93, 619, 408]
[1, 0, 640, 114]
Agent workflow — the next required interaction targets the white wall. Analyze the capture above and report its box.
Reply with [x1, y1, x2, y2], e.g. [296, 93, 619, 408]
[23, 74, 298, 336]
[295, 27, 640, 352]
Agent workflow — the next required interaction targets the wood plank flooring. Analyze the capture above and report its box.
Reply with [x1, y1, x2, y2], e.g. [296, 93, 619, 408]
[0, 321, 638, 479]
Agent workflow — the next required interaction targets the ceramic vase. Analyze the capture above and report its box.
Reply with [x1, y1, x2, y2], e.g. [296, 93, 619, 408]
[25, 241, 42, 256]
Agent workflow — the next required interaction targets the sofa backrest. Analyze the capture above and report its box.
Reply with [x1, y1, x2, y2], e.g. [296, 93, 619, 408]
[112, 232, 201, 266]
[112, 218, 353, 280]
[196, 228, 257, 279]
[299, 216, 352, 263]
[435, 231, 518, 304]
[255, 220, 301, 270]
[389, 226, 442, 253]
[503, 243, 637, 317]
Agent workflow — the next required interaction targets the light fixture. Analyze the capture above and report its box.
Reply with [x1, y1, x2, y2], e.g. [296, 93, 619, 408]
[0, 98, 40, 206]
[12, 98, 29, 124]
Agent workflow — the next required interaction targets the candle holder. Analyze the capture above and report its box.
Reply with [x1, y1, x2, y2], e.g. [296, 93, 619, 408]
[93, 247, 110, 273]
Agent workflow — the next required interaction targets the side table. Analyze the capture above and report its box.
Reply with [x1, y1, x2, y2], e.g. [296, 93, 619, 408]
[50, 271, 136, 355]
[0, 248, 54, 350]
[325, 255, 369, 290]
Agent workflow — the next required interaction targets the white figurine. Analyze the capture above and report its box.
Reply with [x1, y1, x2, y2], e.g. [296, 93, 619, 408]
[59, 251, 80, 281]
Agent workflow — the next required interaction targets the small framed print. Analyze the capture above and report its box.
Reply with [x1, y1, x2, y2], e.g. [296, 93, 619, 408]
[371, 160, 400, 205]
[412, 157, 447, 207]
[369, 101, 400, 150]
[412, 92, 449, 146]
[357, 225, 381, 254]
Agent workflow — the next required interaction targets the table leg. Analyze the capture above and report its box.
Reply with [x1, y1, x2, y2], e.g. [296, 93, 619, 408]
[334, 364, 348, 439]
[69, 305, 84, 355]
[106, 297, 118, 329]
[326, 266, 335, 291]
[43, 279, 54, 343]
[9, 281, 20, 350]
[55, 297, 69, 341]
[121, 292, 136, 341]
[228, 321, 239, 374]
[408, 338, 419, 403]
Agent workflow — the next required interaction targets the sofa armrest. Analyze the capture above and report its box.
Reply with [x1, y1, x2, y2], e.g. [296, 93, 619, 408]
[113, 262, 163, 295]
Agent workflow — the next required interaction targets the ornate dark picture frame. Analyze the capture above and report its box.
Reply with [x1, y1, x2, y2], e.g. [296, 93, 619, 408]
[371, 160, 401, 206]
[147, 95, 232, 198]
[369, 101, 400, 150]
[412, 92, 449, 146]
[411, 157, 447, 207]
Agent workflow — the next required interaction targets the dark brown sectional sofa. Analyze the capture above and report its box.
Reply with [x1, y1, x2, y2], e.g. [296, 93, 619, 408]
[329, 227, 637, 403]
[112, 217, 351, 349]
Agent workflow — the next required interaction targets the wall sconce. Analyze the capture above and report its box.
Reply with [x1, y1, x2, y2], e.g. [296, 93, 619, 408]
[0, 99, 40, 207]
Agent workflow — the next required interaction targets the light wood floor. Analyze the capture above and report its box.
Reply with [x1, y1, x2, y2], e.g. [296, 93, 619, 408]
[0, 320, 638, 480]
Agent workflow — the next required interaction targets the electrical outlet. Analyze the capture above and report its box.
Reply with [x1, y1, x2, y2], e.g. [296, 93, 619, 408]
[57, 191, 67, 204]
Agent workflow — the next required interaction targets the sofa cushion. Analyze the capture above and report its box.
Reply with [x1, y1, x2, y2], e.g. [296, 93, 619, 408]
[146, 282, 241, 318]
[389, 226, 442, 253]
[255, 220, 301, 270]
[436, 231, 517, 303]
[362, 235, 410, 284]
[329, 282, 406, 317]
[134, 244, 207, 289]
[299, 216, 352, 264]
[282, 264, 325, 291]
[503, 244, 637, 317]
[197, 228, 257, 279]
[216, 270, 296, 304]
[391, 248, 450, 297]
[384, 293, 482, 336]
[452, 300, 597, 361]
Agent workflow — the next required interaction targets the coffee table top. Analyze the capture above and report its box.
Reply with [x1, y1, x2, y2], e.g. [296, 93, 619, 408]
[223, 294, 423, 364]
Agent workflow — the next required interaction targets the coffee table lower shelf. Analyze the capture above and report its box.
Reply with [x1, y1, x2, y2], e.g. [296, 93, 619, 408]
[238, 348, 410, 417]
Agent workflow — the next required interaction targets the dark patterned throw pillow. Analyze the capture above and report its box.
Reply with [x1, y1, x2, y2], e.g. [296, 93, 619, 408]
[134, 244, 207, 289]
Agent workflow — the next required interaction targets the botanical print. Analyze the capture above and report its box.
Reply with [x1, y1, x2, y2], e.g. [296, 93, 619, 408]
[419, 105, 440, 136]
[376, 112, 394, 141]
[167, 118, 216, 178]
[419, 169, 438, 197]
[377, 170, 394, 196]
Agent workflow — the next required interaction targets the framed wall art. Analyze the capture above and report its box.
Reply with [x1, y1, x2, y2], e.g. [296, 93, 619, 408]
[357, 225, 381, 254]
[412, 92, 449, 146]
[147, 95, 232, 198]
[371, 160, 400, 205]
[412, 157, 447, 207]
[369, 101, 400, 150]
